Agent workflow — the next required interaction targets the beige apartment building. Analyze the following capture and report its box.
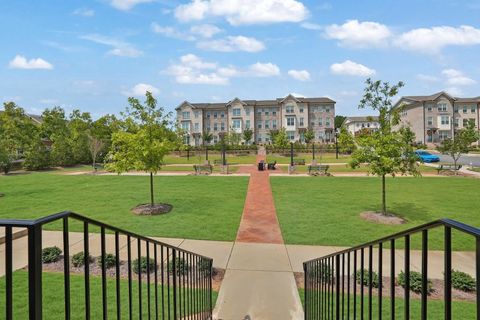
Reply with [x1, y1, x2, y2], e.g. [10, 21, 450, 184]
[342, 116, 379, 136]
[176, 95, 336, 146]
[393, 92, 480, 145]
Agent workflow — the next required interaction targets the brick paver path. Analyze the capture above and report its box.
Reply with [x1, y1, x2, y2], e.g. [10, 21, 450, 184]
[235, 152, 284, 244]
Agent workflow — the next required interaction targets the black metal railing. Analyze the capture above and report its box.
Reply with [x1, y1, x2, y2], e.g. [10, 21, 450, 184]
[303, 219, 480, 319]
[1, 211, 213, 319]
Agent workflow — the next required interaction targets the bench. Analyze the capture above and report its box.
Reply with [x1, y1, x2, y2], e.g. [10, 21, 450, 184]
[193, 164, 213, 175]
[436, 164, 462, 174]
[308, 165, 330, 176]
[293, 159, 306, 165]
[267, 161, 277, 170]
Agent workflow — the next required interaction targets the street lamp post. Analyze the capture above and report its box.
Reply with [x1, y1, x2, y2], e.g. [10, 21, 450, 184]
[312, 142, 315, 160]
[290, 142, 294, 166]
[335, 129, 339, 159]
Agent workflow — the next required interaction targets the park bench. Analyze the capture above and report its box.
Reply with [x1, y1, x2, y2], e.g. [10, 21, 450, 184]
[293, 158, 306, 165]
[267, 161, 277, 170]
[308, 164, 330, 176]
[436, 164, 462, 174]
[193, 164, 213, 175]
[258, 161, 266, 171]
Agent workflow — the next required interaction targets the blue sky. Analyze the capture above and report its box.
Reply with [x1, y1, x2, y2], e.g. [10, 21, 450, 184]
[1, 0, 480, 118]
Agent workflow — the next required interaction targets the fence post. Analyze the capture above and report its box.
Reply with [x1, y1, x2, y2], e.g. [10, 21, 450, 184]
[28, 224, 43, 320]
[335, 255, 340, 320]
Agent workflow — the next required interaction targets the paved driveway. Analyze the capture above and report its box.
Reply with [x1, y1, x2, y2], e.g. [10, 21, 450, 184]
[437, 153, 480, 166]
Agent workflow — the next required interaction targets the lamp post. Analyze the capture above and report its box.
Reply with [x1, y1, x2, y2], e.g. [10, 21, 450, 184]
[290, 142, 294, 166]
[312, 142, 315, 160]
[335, 129, 339, 159]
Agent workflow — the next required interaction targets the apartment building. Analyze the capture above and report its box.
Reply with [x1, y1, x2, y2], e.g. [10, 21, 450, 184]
[342, 116, 379, 136]
[393, 92, 480, 145]
[176, 94, 336, 146]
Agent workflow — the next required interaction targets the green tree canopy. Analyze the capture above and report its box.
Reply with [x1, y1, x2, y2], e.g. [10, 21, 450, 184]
[438, 122, 479, 172]
[243, 127, 253, 145]
[304, 127, 315, 144]
[274, 127, 289, 150]
[337, 126, 356, 154]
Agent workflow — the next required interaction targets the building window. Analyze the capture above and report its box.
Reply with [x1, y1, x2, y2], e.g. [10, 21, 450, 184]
[265, 109, 269, 116]
[287, 117, 295, 126]
[258, 136, 262, 143]
[272, 119, 277, 129]
[299, 107, 304, 113]
[472, 106, 476, 113]
[245, 107, 251, 116]
[257, 120, 262, 129]
[441, 115, 450, 125]
[213, 123, 218, 131]
[427, 117, 433, 126]
[426, 105, 433, 112]
[272, 108, 277, 116]
[194, 123, 199, 131]
[454, 119, 459, 128]
[232, 119, 241, 130]
[286, 105, 294, 113]
[221, 122, 225, 131]
[326, 117, 331, 126]
[326, 107, 330, 113]
[221, 112, 225, 118]
[181, 122, 190, 131]
[182, 111, 190, 119]
[233, 108, 241, 116]
[287, 131, 295, 140]
[454, 106, 459, 113]
[206, 112, 211, 118]
[264, 120, 270, 129]
[463, 106, 468, 113]
[438, 103, 448, 112]
[245, 120, 251, 129]
[464, 119, 476, 127]
[214, 112, 218, 118]
[299, 117, 304, 126]
[311, 121, 315, 127]
[213, 136, 218, 144]
[318, 119, 323, 126]
[194, 111, 199, 119]
[257, 108, 262, 115]
[439, 131, 449, 140]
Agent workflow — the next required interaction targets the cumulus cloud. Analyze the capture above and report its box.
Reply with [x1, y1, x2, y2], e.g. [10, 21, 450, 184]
[110, 0, 153, 10]
[300, 22, 322, 30]
[288, 69, 311, 81]
[325, 20, 392, 48]
[395, 25, 480, 53]
[151, 23, 195, 41]
[197, 36, 265, 52]
[9, 55, 53, 70]
[80, 34, 143, 57]
[442, 69, 476, 86]
[123, 83, 160, 96]
[73, 8, 95, 16]
[174, 0, 308, 26]
[164, 54, 280, 85]
[190, 24, 222, 38]
[330, 60, 375, 77]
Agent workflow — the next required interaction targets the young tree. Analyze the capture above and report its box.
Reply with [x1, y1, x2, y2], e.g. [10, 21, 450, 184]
[337, 126, 356, 154]
[304, 127, 315, 144]
[274, 127, 289, 153]
[88, 135, 105, 171]
[350, 79, 420, 215]
[202, 130, 213, 146]
[228, 129, 241, 146]
[243, 127, 253, 145]
[268, 129, 279, 144]
[106, 92, 175, 207]
[437, 122, 478, 174]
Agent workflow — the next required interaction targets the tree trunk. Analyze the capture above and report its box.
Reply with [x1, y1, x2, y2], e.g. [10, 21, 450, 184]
[150, 172, 154, 207]
[381, 174, 387, 215]
[453, 156, 458, 176]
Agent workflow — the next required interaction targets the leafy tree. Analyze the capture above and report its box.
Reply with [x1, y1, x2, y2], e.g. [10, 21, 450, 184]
[106, 92, 175, 207]
[274, 127, 289, 152]
[243, 127, 253, 145]
[227, 129, 241, 146]
[304, 127, 315, 144]
[41, 107, 75, 166]
[268, 129, 279, 144]
[350, 79, 420, 215]
[334, 115, 347, 130]
[437, 122, 478, 173]
[91, 114, 121, 162]
[23, 136, 51, 170]
[337, 126, 356, 154]
[69, 109, 92, 164]
[202, 130, 213, 146]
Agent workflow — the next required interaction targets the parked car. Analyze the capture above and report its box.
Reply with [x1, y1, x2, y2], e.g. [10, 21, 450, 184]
[415, 150, 440, 163]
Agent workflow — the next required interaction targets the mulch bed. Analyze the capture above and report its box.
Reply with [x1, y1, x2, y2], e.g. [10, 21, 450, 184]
[131, 203, 173, 215]
[360, 211, 406, 225]
[295, 272, 475, 302]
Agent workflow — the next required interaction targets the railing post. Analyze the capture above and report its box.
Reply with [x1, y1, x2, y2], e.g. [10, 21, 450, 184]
[336, 255, 340, 320]
[303, 263, 307, 320]
[173, 250, 177, 319]
[28, 224, 42, 320]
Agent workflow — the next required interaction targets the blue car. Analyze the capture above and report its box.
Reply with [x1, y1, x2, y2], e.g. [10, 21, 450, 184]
[415, 150, 440, 163]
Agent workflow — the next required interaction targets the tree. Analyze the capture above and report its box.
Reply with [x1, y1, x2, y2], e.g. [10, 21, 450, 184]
[69, 109, 92, 164]
[268, 129, 279, 145]
[274, 127, 289, 153]
[106, 92, 175, 207]
[41, 107, 75, 166]
[23, 136, 51, 171]
[243, 127, 253, 145]
[227, 129, 241, 146]
[337, 126, 356, 154]
[304, 127, 315, 144]
[350, 79, 420, 215]
[334, 115, 347, 130]
[202, 130, 213, 146]
[88, 135, 105, 171]
[437, 122, 478, 174]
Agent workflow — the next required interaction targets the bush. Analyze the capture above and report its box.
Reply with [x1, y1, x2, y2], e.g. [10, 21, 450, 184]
[311, 262, 333, 284]
[23, 139, 51, 170]
[197, 258, 212, 276]
[398, 271, 433, 294]
[72, 251, 93, 267]
[42, 246, 62, 263]
[355, 269, 380, 288]
[133, 257, 156, 274]
[168, 257, 190, 276]
[97, 253, 117, 269]
[451, 270, 476, 292]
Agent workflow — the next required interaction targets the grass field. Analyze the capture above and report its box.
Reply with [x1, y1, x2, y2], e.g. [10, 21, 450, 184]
[0, 271, 216, 319]
[271, 176, 480, 250]
[298, 289, 475, 319]
[0, 173, 248, 241]
[286, 164, 437, 173]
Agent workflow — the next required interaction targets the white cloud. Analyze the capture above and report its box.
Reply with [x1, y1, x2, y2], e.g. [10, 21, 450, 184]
[416, 74, 440, 82]
[8, 55, 53, 70]
[164, 54, 280, 85]
[151, 23, 195, 41]
[330, 60, 376, 77]
[197, 36, 265, 52]
[80, 34, 143, 57]
[301, 22, 322, 30]
[123, 83, 160, 96]
[442, 69, 476, 86]
[190, 24, 222, 38]
[73, 8, 95, 16]
[288, 69, 311, 81]
[325, 20, 392, 48]
[174, 0, 308, 26]
[110, 0, 153, 10]
[395, 25, 480, 53]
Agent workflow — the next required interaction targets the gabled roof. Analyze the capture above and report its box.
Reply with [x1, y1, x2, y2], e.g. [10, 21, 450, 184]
[454, 97, 480, 103]
[226, 97, 247, 106]
[402, 91, 455, 102]
[279, 94, 301, 103]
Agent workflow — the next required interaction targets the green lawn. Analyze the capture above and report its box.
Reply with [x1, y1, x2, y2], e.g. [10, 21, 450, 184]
[0, 173, 248, 241]
[271, 176, 480, 250]
[0, 271, 216, 319]
[298, 289, 475, 319]
[267, 153, 352, 164]
[164, 154, 256, 165]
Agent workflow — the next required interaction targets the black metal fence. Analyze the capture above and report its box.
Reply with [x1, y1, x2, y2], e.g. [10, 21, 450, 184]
[303, 219, 480, 319]
[1, 211, 213, 319]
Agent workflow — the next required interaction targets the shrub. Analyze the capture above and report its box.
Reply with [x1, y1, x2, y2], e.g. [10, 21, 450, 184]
[311, 262, 333, 284]
[197, 258, 213, 276]
[168, 257, 190, 276]
[72, 251, 93, 267]
[97, 253, 117, 269]
[355, 269, 381, 288]
[42, 246, 62, 263]
[398, 271, 433, 294]
[451, 270, 476, 292]
[133, 257, 156, 274]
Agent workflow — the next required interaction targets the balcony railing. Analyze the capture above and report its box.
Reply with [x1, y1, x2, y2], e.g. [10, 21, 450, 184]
[303, 219, 480, 319]
[1, 211, 213, 319]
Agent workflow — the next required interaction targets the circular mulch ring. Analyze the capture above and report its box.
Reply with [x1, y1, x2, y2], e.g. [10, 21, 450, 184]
[360, 211, 406, 225]
[131, 203, 173, 215]
[0, 193, 4, 198]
